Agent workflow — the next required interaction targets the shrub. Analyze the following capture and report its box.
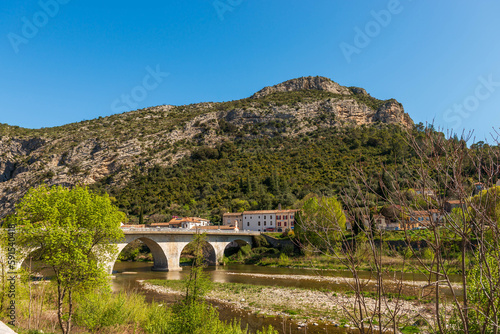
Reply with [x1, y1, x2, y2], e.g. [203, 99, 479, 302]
[278, 253, 290, 266]
[240, 244, 252, 256]
[253, 235, 270, 247]
[421, 247, 434, 260]
[74, 289, 149, 332]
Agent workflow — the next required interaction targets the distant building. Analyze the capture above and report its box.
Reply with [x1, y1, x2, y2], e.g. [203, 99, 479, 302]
[153, 217, 210, 229]
[361, 214, 387, 230]
[275, 210, 297, 232]
[222, 212, 243, 230]
[400, 209, 444, 230]
[415, 188, 436, 198]
[223, 209, 298, 232]
[444, 200, 464, 213]
[242, 210, 276, 232]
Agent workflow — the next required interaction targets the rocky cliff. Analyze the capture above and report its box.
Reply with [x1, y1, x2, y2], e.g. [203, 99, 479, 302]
[0, 76, 413, 218]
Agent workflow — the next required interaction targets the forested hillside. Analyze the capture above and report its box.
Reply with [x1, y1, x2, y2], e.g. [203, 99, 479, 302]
[91, 124, 419, 222]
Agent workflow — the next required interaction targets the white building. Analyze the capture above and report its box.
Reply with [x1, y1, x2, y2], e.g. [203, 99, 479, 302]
[242, 210, 276, 232]
[223, 209, 298, 232]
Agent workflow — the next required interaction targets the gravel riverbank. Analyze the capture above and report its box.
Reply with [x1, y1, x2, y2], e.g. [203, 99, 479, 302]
[140, 274, 452, 331]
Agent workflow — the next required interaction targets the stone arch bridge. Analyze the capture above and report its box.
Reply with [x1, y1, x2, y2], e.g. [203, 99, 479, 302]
[107, 228, 258, 274]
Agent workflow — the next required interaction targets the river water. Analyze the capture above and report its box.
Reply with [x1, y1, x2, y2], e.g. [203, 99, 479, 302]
[111, 261, 462, 333]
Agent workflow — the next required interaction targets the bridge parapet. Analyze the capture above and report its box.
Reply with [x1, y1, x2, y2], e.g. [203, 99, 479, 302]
[121, 227, 260, 236]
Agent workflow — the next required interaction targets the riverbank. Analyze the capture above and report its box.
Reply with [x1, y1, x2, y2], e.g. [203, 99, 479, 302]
[226, 250, 462, 276]
[143, 273, 452, 333]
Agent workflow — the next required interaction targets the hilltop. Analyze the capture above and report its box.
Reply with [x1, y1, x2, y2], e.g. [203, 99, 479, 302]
[0, 76, 413, 219]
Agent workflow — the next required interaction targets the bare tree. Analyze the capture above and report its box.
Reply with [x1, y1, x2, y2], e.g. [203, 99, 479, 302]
[296, 127, 500, 333]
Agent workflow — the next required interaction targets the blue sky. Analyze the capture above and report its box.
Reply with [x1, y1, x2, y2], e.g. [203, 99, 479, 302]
[1, 0, 500, 142]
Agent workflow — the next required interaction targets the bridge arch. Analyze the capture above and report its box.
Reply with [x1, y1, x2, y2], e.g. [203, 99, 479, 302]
[179, 239, 217, 266]
[223, 239, 251, 257]
[108, 237, 172, 274]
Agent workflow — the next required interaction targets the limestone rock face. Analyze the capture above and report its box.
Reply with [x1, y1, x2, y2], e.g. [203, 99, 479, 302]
[0, 77, 414, 217]
[251, 76, 352, 98]
[373, 100, 413, 128]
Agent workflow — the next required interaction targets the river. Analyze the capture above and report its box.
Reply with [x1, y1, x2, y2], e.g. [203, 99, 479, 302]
[111, 261, 462, 333]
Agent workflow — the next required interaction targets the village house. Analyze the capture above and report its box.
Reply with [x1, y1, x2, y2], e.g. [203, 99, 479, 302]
[222, 212, 243, 230]
[415, 188, 436, 198]
[398, 209, 443, 230]
[151, 217, 210, 229]
[275, 209, 297, 232]
[361, 214, 388, 230]
[242, 210, 276, 232]
[444, 200, 464, 213]
[222, 209, 298, 232]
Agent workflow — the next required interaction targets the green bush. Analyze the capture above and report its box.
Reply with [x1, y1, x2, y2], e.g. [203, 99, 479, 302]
[421, 247, 434, 260]
[253, 235, 270, 247]
[240, 244, 252, 256]
[74, 288, 149, 332]
[278, 253, 290, 266]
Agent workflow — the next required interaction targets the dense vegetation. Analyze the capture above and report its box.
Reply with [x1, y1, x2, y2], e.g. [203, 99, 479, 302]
[89, 124, 418, 222]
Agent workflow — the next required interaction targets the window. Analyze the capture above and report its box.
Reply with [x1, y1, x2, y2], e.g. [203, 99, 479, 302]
[291, 215, 294, 219]
[264, 221, 266, 226]
[247, 222, 249, 226]
[278, 222, 281, 227]
[264, 215, 266, 219]
[284, 222, 287, 226]
[258, 222, 261, 226]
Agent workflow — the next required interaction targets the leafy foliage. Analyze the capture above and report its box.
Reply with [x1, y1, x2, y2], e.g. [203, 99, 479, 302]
[15, 185, 125, 334]
[294, 196, 346, 251]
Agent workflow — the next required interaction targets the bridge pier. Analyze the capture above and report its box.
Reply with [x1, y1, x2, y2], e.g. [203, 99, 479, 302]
[209, 241, 231, 264]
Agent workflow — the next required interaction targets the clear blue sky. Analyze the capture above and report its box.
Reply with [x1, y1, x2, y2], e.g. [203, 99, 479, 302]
[1, 1, 500, 142]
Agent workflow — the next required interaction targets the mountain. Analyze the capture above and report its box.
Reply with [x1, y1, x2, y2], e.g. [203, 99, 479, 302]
[0, 76, 413, 219]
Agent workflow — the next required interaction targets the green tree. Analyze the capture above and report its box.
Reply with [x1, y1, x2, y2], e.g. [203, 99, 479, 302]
[184, 232, 212, 304]
[15, 185, 125, 334]
[295, 196, 346, 251]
